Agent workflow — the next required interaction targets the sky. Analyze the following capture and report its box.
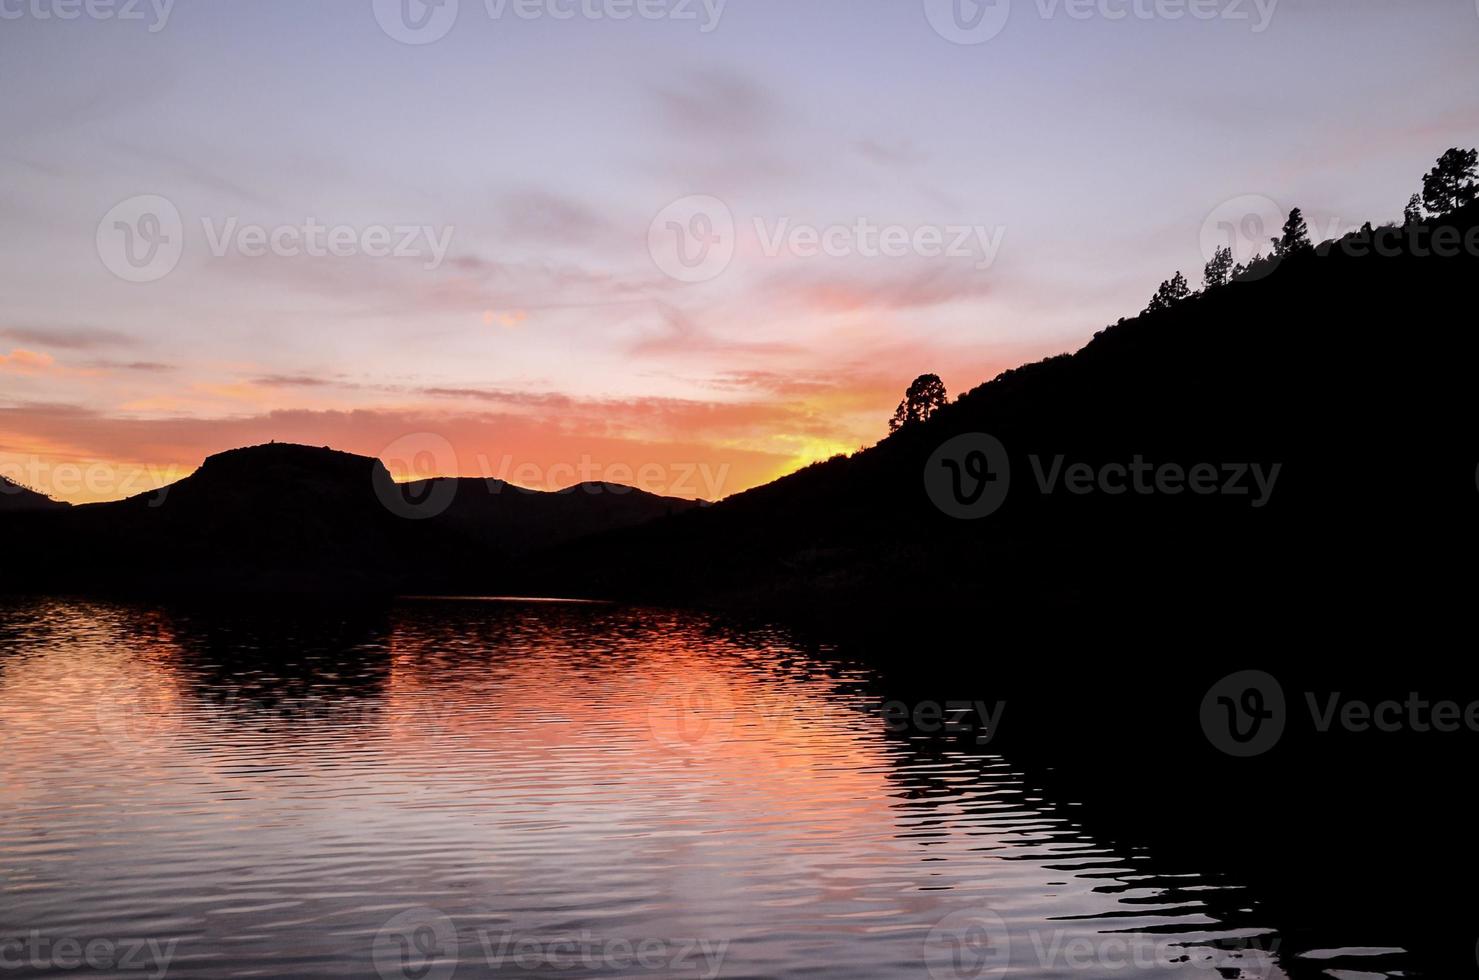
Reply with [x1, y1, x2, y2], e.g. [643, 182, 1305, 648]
[2, 0, 1478, 503]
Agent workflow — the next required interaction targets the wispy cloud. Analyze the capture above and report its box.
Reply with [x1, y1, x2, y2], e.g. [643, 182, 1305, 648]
[0, 326, 133, 350]
[648, 68, 781, 139]
[0, 349, 55, 374]
[499, 190, 614, 246]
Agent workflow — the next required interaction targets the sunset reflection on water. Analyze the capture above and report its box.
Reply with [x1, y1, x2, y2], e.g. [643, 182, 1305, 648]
[0, 598, 1289, 978]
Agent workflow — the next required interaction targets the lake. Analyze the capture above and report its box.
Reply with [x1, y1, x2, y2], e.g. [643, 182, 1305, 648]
[0, 597, 1427, 978]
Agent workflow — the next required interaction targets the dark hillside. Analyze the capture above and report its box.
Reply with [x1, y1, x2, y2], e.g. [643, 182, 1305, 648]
[529, 202, 1479, 638]
[0, 476, 69, 513]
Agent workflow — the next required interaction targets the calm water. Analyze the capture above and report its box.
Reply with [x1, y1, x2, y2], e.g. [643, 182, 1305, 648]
[0, 598, 1408, 978]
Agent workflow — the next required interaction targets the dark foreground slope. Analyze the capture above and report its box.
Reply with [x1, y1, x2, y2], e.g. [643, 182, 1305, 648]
[3, 443, 700, 593]
[532, 204, 1479, 639]
[0, 476, 69, 513]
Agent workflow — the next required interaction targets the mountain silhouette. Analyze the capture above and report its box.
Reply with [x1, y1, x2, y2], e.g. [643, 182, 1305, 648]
[3, 442, 700, 593]
[4, 202, 1476, 615]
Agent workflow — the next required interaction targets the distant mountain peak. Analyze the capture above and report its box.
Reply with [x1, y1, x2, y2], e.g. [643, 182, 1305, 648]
[191, 442, 392, 483]
[201, 441, 381, 467]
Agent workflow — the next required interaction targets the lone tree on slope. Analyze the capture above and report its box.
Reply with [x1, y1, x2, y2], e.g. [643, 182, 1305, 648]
[889, 373, 948, 432]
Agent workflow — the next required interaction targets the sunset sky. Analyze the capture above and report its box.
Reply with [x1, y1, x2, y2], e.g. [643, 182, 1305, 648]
[3, 0, 1478, 503]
